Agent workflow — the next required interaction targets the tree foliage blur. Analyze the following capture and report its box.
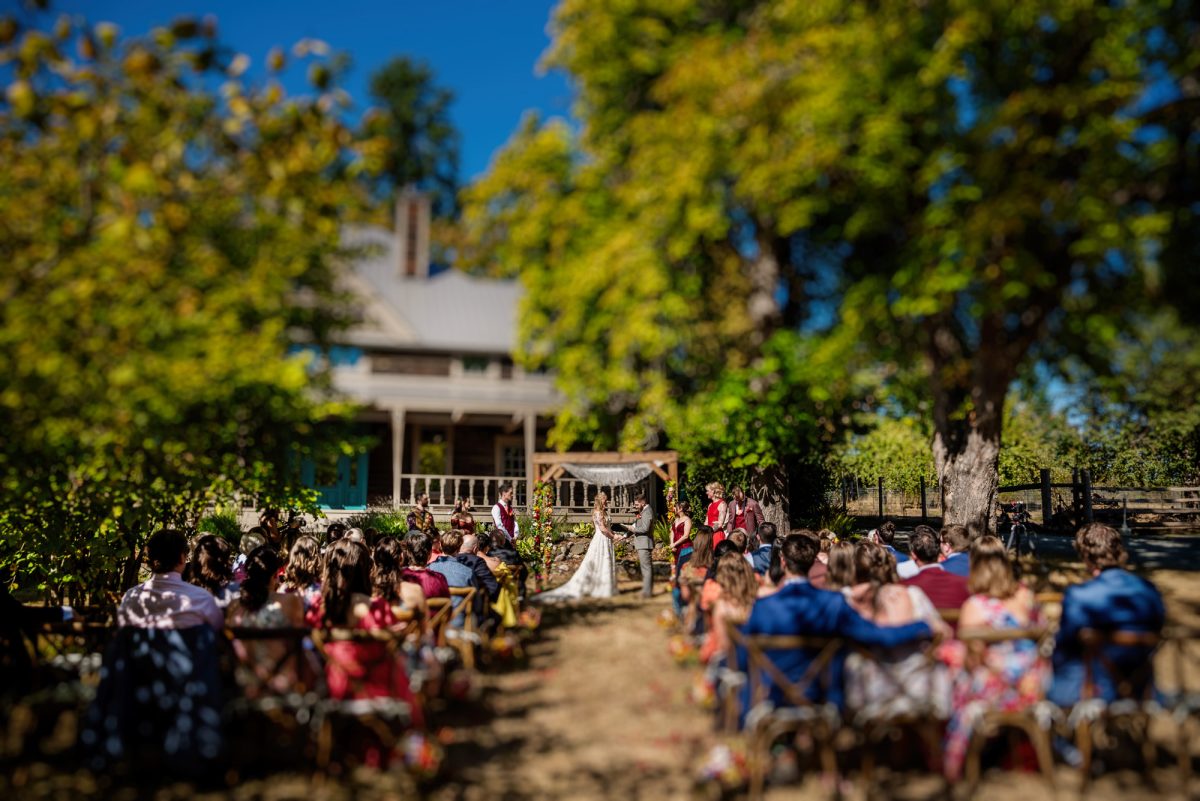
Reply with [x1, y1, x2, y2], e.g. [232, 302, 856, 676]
[0, 11, 377, 602]
[461, 0, 1199, 531]
[365, 56, 460, 217]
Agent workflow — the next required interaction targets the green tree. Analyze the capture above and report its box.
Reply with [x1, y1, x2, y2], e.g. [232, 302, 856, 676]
[366, 56, 460, 216]
[0, 12, 376, 602]
[463, 0, 1198, 532]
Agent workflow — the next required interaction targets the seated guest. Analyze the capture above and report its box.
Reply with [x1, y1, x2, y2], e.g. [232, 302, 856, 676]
[944, 536, 1047, 780]
[738, 534, 933, 719]
[370, 536, 428, 625]
[430, 530, 479, 589]
[822, 540, 857, 591]
[1048, 523, 1165, 707]
[227, 546, 304, 628]
[432, 529, 488, 625]
[281, 535, 323, 615]
[90, 529, 225, 778]
[757, 547, 786, 598]
[402, 531, 450, 599]
[455, 533, 501, 602]
[748, 522, 776, 575]
[233, 528, 266, 582]
[319, 540, 423, 740]
[903, 524, 970, 615]
[701, 551, 758, 664]
[727, 529, 749, 554]
[874, 520, 912, 569]
[844, 541, 948, 716]
[698, 540, 742, 632]
[938, 524, 971, 577]
[225, 546, 307, 695]
[185, 534, 239, 608]
[807, 528, 833, 588]
[679, 526, 716, 604]
[118, 529, 223, 629]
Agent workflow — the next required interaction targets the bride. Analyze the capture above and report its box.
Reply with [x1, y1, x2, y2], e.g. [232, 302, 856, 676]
[537, 492, 623, 602]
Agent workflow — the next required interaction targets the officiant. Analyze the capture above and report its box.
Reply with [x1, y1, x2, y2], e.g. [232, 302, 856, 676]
[616, 493, 656, 598]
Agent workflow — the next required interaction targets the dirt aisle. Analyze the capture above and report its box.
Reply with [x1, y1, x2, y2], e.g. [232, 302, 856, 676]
[432, 579, 713, 801]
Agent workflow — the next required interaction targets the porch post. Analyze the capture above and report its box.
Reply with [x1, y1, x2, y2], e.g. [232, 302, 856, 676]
[391, 406, 406, 509]
[524, 412, 536, 511]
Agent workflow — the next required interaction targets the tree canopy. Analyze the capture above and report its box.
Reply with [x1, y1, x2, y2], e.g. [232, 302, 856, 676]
[460, 0, 1200, 529]
[366, 56, 460, 217]
[0, 12, 377, 601]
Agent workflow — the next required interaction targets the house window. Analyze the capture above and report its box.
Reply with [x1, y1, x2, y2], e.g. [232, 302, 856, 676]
[462, 356, 490, 374]
[496, 436, 525, 478]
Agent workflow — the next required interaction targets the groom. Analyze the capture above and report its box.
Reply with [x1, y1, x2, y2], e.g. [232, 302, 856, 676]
[621, 493, 656, 598]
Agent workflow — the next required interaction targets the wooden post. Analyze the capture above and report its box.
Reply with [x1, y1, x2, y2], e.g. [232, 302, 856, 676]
[390, 407, 406, 509]
[877, 476, 885, 519]
[1072, 468, 1081, 521]
[920, 476, 928, 522]
[1040, 469, 1053, 526]
[842, 477, 849, 511]
[1082, 469, 1094, 523]
[523, 413, 536, 511]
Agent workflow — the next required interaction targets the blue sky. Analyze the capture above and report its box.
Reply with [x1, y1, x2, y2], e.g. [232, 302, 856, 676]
[51, 0, 573, 180]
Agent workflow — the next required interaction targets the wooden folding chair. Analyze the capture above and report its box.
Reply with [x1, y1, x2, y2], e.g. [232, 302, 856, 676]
[308, 626, 415, 772]
[727, 627, 843, 801]
[956, 626, 1057, 794]
[1071, 627, 1163, 791]
[445, 586, 479, 670]
[1165, 627, 1200, 794]
[842, 634, 948, 795]
[223, 626, 322, 766]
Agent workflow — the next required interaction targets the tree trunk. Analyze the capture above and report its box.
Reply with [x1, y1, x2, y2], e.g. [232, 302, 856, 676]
[932, 419, 1001, 534]
[927, 316, 1008, 536]
[747, 463, 790, 537]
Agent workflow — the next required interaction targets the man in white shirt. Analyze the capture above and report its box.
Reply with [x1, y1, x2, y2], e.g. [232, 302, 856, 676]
[117, 529, 224, 630]
[491, 482, 520, 542]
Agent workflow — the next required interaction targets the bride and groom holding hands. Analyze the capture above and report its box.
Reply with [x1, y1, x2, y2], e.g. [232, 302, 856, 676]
[537, 492, 656, 603]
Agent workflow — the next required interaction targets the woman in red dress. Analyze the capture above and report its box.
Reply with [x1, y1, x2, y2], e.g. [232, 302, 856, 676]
[449, 497, 476, 534]
[316, 540, 423, 738]
[705, 482, 729, 546]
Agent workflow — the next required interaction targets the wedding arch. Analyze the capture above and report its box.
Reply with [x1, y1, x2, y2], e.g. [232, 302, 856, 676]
[532, 451, 678, 521]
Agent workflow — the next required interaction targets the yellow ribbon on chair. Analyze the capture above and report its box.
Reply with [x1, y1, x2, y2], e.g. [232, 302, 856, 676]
[491, 562, 519, 628]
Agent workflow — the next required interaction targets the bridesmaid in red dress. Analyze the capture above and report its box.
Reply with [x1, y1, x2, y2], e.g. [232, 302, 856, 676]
[705, 482, 729, 546]
[449, 497, 476, 534]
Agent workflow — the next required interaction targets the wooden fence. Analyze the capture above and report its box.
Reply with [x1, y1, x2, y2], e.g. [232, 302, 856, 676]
[835, 469, 1200, 526]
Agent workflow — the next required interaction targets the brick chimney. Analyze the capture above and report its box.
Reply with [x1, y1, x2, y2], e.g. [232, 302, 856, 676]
[395, 186, 431, 279]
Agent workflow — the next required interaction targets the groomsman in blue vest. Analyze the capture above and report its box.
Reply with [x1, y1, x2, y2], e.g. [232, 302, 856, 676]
[737, 531, 934, 721]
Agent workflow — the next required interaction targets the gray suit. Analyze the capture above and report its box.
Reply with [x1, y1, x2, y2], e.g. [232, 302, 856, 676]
[629, 503, 655, 598]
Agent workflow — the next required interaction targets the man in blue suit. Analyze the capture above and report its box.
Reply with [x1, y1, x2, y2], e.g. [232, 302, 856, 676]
[748, 522, 777, 575]
[1048, 523, 1165, 707]
[738, 531, 934, 721]
[938, 524, 971, 577]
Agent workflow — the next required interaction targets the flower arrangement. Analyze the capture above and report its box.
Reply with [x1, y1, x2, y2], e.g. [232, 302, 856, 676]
[524, 480, 556, 589]
[665, 480, 678, 526]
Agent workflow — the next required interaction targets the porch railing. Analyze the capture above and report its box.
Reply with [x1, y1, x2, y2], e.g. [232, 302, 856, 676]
[395, 473, 653, 524]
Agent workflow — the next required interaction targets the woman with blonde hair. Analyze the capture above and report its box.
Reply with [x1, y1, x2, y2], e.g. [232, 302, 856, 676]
[704, 482, 729, 546]
[824, 540, 857, 591]
[536, 492, 620, 602]
[943, 536, 1046, 780]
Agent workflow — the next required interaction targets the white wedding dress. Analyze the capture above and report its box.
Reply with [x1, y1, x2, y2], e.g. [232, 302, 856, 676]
[537, 511, 619, 602]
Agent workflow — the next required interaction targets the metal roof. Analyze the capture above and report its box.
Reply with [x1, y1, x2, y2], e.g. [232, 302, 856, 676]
[341, 225, 522, 355]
